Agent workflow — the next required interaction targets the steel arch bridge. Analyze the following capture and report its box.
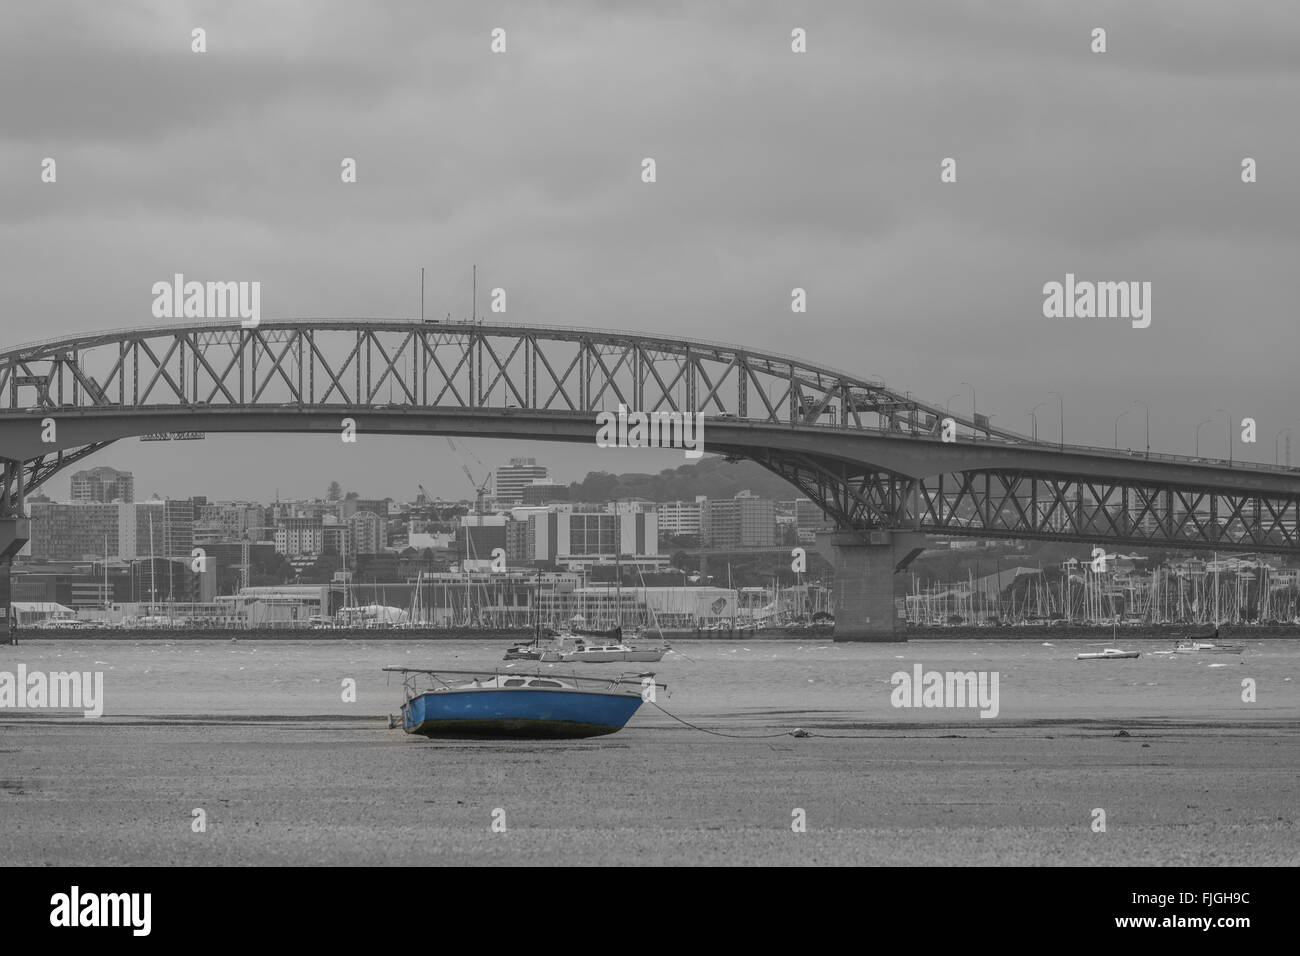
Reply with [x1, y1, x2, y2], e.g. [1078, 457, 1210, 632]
[1, 318, 1298, 559]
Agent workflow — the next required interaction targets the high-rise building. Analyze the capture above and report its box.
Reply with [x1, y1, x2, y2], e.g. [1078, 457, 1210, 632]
[656, 498, 704, 538]
[321, 520, 352, 559]
[493, 458, 548, 505]
[348, 511, 388, 555]
[793, 498, 833, 542]
[28, 502, 121, 560]
[196, 502, 269, 542]
[700, 492, 776, 549]
[28, 498, 194, 561]
[275, 517, 324, 557]
[135, 499, 195, 559]
[70, 466, 134, 503]
[515, 505, 664, 570]
[520, 481, 569, 506]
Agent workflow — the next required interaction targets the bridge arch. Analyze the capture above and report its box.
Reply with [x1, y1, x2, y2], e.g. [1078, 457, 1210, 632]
[0, 318, 1296, 562]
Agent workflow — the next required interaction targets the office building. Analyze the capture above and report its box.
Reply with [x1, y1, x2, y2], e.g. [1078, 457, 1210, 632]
[70, 466, 134, 503]
[493, 458, 548, 505]
[700, 492, 776, 548]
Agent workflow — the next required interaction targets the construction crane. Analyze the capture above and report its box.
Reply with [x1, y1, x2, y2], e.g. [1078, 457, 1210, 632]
[445, 438, 492, 511]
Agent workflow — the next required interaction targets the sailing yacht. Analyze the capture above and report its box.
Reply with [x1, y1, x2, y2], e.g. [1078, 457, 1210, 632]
[1175, 553, 1246, 654]
[549, 555, 673, 663]
[542, 627, 668, 664]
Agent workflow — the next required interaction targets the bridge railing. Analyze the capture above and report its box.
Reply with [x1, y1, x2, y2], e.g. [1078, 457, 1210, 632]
[4, 394, 1295, 476]
[740, 414, 1298, 475]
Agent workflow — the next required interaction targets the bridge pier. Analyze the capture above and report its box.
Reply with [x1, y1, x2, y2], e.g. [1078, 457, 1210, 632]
[0, 517, 29, 645]
[815, 530, 927, 642]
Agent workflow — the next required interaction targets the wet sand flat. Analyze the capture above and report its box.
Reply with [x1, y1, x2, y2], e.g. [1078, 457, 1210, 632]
[2, 638, 1297, 865]
[1, 715, 1296, 866]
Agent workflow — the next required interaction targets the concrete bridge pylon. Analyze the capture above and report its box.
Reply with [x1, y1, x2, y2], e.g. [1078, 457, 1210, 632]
[814, 529, 928, 642]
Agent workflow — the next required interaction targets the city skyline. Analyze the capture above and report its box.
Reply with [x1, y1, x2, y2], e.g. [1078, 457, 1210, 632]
[35, 447, 727, 504]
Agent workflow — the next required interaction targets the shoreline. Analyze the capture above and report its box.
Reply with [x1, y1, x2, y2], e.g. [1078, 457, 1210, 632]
[13, 623, 1300, 641]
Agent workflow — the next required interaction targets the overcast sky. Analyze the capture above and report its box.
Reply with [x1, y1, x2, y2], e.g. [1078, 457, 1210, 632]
[3, 1, 1297, 502]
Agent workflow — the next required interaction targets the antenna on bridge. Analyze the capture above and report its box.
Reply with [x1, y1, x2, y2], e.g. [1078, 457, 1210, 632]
[420, 267, 425, 321]
[472, 264, 477, 323]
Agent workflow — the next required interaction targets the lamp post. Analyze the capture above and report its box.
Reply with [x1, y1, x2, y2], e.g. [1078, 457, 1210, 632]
[944, 394, 960, 417]
[1195, 418, 1212, 457]
[1048, 391, 1064, 449]
[1216, 408, 1232, 465]
[1030, 402, 1047, 442]
[1275, 427, 1292, 466]
[1114, 409, 1129, 450]
[960, 382, 975, 441]
[1132, 400, 1149, 458]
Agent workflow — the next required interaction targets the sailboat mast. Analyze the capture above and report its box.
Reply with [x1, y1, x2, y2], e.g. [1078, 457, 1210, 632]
[149, 511, 156, 611]
[1214, 551, 1219, 626]
[614, 500, 622, 630]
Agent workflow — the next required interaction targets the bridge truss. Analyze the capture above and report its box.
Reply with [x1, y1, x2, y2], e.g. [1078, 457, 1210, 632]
[1, 319, 1297, 554]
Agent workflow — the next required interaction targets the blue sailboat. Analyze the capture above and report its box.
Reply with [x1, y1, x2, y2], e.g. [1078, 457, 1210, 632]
[382, 667, 660, 739]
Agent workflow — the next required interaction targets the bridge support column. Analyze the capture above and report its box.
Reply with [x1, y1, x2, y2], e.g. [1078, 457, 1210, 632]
[814, 530, 928, 642]
[0, 517, 30, 645]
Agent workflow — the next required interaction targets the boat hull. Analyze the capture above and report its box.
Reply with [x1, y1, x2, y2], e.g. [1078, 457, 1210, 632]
[402, 688, 643, 739]
[1175, 642, 1245, 654]
[550, 648, 667, 663]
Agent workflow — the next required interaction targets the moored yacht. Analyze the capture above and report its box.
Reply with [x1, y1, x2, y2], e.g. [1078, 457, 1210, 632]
[383, 666, 660, 739]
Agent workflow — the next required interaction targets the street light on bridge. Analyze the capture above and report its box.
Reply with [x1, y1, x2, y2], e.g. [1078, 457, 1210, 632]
[1132, 400, 1150, 458]
[1030, 402, 1047, 443]
[944, 394, 960, 416]
[1113, 409, 1130, 450]
[1048, 391, 1064, 450]
[960, 381, 975, 440]
[1216, 408, 1232, 466]
[1276, 427, 1292, 466]
[1194, 418, 1214, 457]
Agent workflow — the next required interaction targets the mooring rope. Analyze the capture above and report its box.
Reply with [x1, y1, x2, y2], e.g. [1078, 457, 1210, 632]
[648, 700, 798, 738]
[647, 700, 962, 739]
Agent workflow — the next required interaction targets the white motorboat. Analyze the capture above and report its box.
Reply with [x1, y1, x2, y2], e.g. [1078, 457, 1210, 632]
[541, 636, 667, 664]
[1075, 648, 1140, 660]
[1174, 640, 1246, 654]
